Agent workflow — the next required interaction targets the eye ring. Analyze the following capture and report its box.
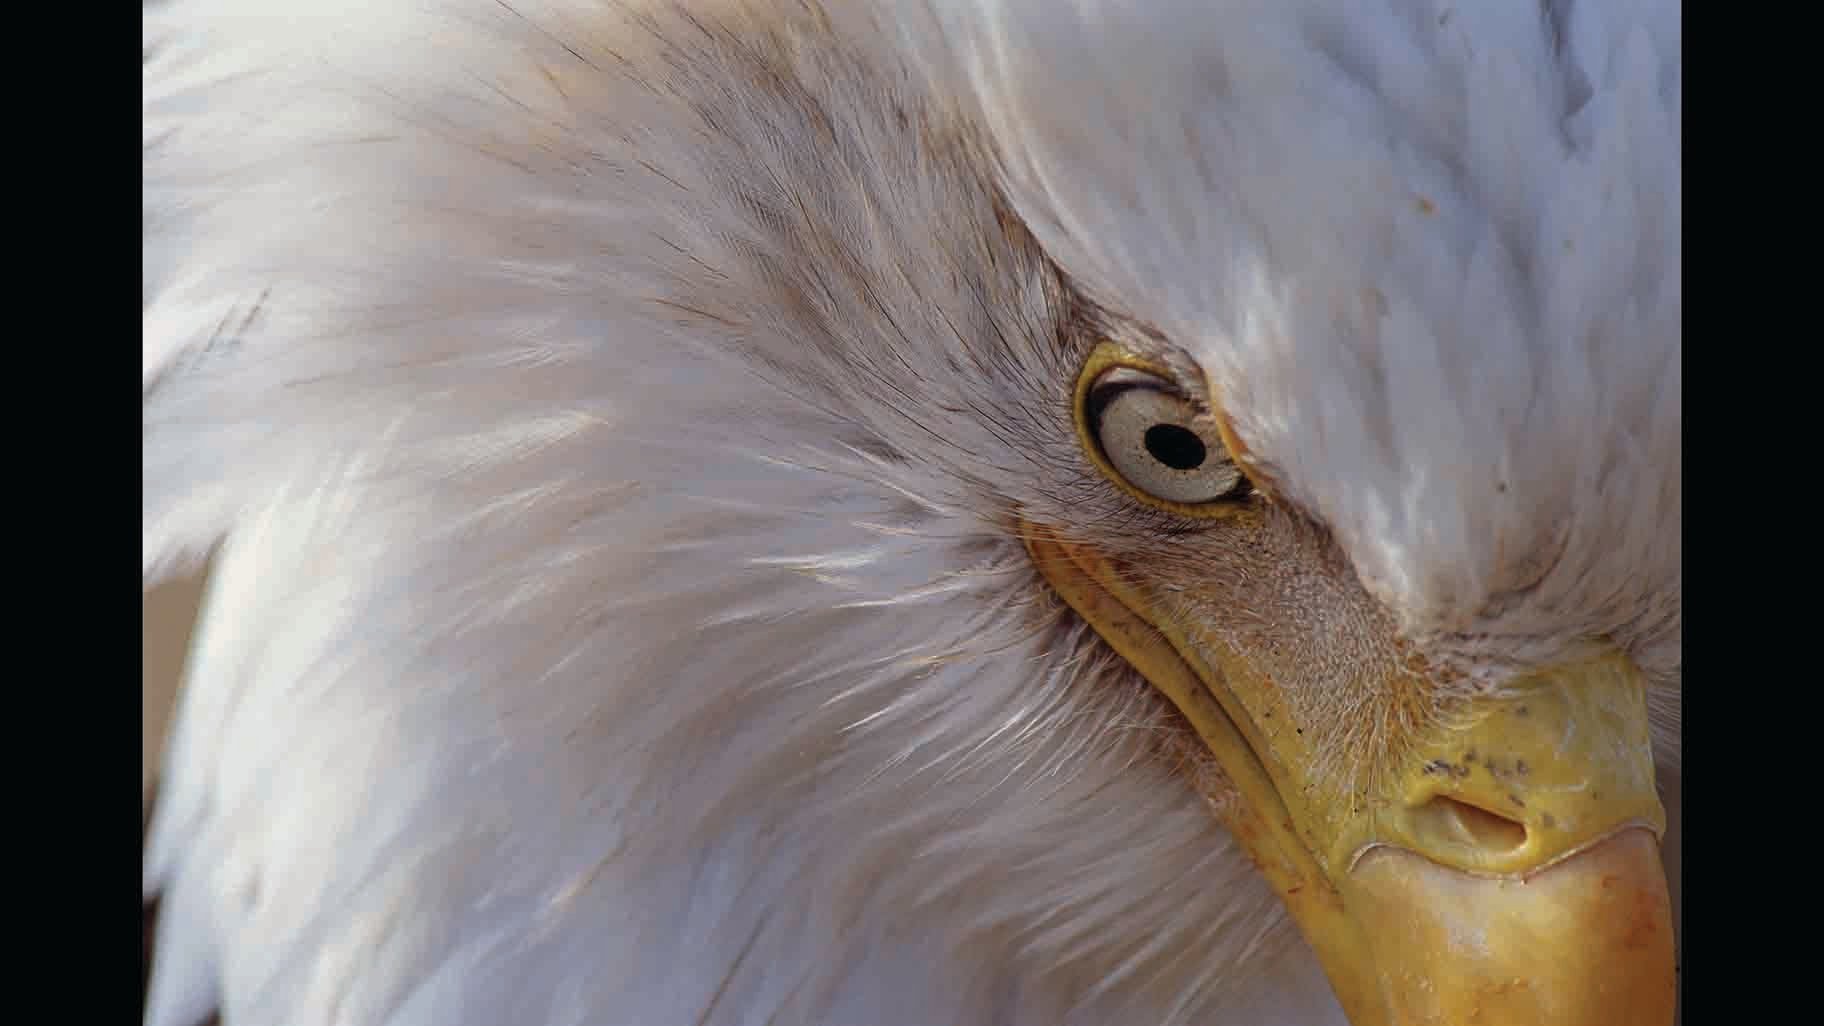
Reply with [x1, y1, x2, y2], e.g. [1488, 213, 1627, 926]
[1074, 345, 1257, 517]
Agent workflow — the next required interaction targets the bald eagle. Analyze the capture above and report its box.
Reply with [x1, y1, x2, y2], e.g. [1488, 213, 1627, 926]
[142, 1, 1681, 1024]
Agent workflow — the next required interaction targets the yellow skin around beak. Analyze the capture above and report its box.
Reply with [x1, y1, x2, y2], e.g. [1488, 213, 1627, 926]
[1023, 528, 1676, 1026]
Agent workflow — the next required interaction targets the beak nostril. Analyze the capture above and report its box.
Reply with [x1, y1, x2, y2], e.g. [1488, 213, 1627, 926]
[1415, 795, 1529, 854]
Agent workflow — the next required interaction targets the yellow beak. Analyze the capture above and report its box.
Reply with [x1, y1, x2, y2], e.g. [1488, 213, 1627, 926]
[1024, 527, 1676, 1026]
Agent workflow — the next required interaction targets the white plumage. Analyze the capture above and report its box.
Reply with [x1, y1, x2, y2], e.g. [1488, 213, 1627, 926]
[142, 2, 1680, 1024]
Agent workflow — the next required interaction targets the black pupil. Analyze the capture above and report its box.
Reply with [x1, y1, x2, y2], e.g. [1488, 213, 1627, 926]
[1144, 424, 1207, 470]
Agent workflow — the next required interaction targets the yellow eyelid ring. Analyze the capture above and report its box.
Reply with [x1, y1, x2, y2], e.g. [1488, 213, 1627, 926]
[1074, 343, 1264, 518]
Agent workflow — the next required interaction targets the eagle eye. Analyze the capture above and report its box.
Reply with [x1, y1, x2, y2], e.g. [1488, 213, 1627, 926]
[1080, 360, 1253, 510]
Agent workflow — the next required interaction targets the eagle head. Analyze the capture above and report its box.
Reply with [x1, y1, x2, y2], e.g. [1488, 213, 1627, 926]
[143, 2, 1680, 1024]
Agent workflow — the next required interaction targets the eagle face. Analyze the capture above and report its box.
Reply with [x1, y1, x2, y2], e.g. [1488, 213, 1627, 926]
[144, 2, 1679, 1025]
